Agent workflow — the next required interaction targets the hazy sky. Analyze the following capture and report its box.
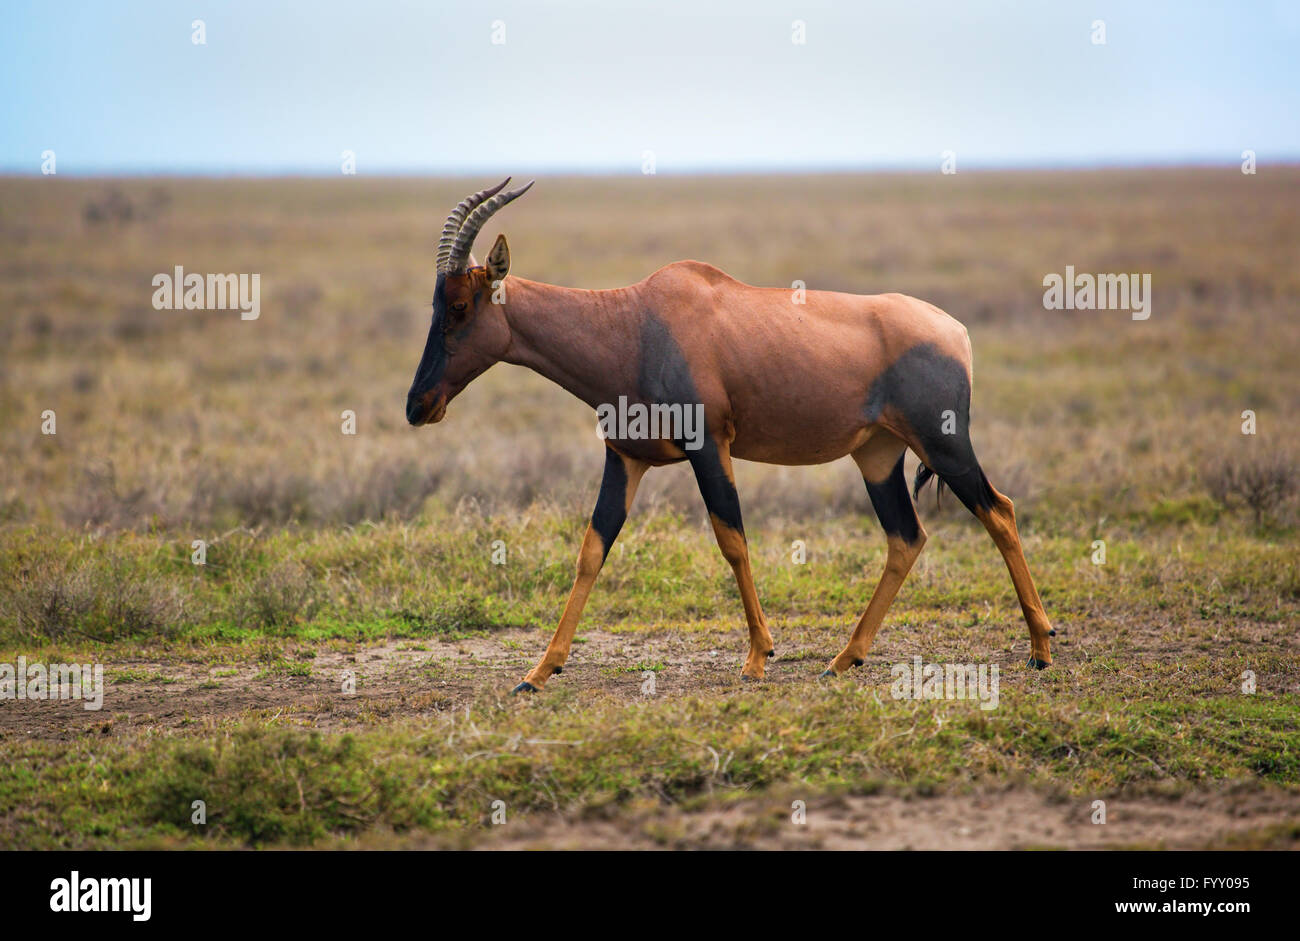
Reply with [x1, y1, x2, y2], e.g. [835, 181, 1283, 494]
[2, 0, 1297, 174]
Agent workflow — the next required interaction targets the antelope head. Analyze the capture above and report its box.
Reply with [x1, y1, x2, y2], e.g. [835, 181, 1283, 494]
[406, 177, 534, 425]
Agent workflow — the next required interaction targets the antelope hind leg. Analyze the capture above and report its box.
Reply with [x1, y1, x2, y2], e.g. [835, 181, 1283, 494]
[823, 443, 927, 677]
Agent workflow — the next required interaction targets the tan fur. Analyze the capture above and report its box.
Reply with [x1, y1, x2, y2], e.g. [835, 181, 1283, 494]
[489, 263, 973, 467]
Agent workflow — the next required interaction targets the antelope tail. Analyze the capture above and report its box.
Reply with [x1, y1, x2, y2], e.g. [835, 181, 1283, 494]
[912, 463, 946, 507]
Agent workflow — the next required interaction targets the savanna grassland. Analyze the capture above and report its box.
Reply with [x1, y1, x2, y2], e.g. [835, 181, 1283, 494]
[0, 169, 1297, 849]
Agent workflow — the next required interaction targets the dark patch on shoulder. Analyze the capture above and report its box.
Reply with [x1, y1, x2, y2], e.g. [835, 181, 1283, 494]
[637, 312, 699, 409]
[607, 311, 699, 463]
[636, 313, 743, 532]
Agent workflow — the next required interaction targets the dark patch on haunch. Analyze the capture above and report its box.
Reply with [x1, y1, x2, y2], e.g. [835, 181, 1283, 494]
[866, 343, 994, 514]
[590, 447, 630, 561]
[864, 343, 973, 470]
[864, 455, 921, 545]
[406, 274, 450, 423]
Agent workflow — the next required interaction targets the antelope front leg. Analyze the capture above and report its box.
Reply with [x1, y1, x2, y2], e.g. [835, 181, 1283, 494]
[514, 448, 648, 693]
[689, 437, 774, 680]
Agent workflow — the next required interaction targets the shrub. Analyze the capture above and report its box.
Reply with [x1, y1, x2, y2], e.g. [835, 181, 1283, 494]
[397, 595, 500, 635]
[1204, 451, 1296, 528]
[1, 554, 183, 642]
[231, 561, 322, 632]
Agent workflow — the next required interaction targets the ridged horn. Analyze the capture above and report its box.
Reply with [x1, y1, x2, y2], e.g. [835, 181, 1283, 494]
[435, 178, 511, 274]
[446, 180, 535, 274]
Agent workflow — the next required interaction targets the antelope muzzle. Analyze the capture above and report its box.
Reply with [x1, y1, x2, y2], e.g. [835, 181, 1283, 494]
[406, 385, 447, 426]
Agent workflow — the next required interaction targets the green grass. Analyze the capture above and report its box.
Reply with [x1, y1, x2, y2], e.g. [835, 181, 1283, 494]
[1, 509, 1295, 653]
[110, 669, 178, 685]
[2, 684, 1293, 849]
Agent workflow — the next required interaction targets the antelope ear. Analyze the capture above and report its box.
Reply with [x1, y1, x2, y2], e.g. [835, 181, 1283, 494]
[485, 233, 510, 282]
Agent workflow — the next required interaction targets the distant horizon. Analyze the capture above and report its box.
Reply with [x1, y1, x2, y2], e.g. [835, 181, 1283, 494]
[4, 156, 1294, 180]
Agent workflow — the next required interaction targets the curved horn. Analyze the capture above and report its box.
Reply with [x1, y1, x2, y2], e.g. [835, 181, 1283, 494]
[447, 180, 535, 274]
[435, 178, 511, 274]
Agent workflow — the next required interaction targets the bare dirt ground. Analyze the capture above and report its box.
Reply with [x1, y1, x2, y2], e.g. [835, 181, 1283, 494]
[1, 615, 1293, 738]
[1, 629, 691, 738]
[4, 628, 1297, 850]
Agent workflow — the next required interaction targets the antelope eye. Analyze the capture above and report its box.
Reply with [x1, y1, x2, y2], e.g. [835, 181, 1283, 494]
[451, 301, 468, 312]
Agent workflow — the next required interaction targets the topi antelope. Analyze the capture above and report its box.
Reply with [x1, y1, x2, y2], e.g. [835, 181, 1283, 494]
[407, 179, 1056, 693]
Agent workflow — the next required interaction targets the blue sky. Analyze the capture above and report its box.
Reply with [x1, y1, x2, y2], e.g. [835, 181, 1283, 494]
[2, 0, 1297, 174]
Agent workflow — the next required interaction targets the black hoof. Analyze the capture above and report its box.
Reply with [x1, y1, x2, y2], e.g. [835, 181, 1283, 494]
[765, 649, 775, 658]
[1048, 629, 1056, 637]
[852, 657, 864, 667]
[819, 669, 836, 678]
[740, 673, 761, 683]
[1026, 658, 1050, 670]
[552, 666, 563, 675]
[511, 681, 539, 694]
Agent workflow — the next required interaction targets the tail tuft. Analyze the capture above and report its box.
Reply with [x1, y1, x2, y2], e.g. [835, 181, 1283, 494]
[912, 463, 946, 506]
